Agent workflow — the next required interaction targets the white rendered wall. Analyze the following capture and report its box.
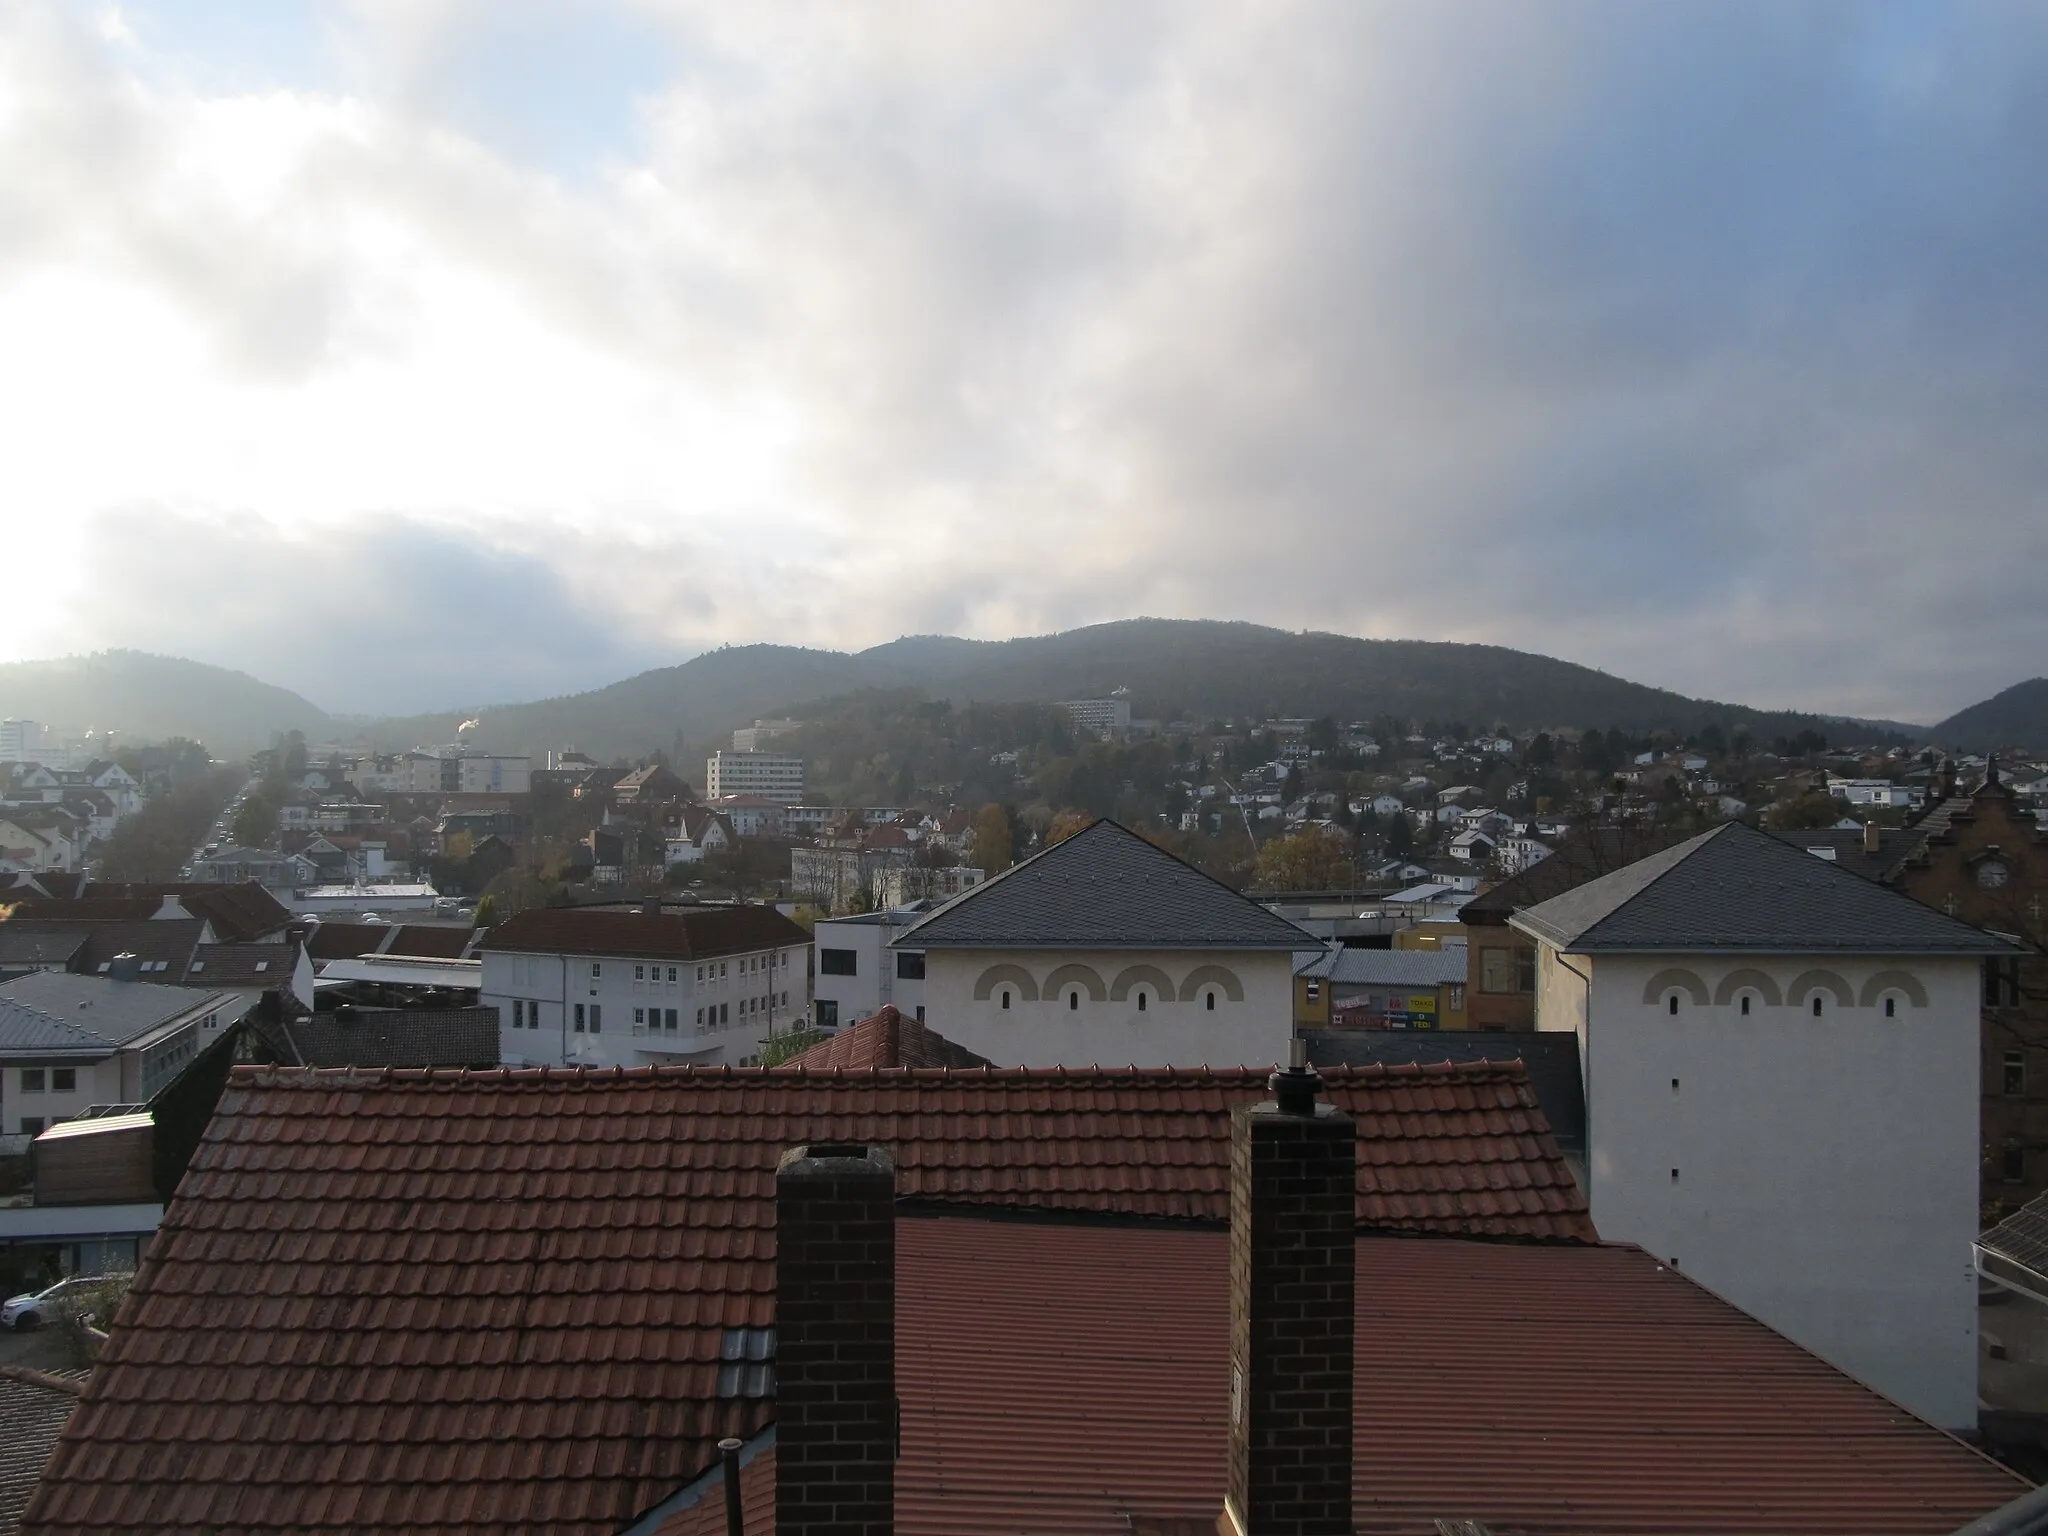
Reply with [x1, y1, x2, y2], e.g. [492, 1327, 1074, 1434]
[486, 944, 810, 1070]
[922, 948, 1294, 1069]
[1539, 947, 1981, 1428]
[812, 918, 925, 1029]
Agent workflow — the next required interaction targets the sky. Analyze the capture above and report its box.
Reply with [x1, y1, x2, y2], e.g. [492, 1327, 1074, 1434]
[3, 1, 2045, 723]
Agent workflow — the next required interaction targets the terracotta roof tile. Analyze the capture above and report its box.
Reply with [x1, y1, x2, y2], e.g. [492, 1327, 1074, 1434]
[653, 1222, 2026, 1536]
[785, 1006, 994, 1070]
[26, 1058, 1588, 1536]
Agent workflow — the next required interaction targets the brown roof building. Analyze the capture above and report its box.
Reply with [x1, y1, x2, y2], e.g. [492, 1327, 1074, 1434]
[23, 1052, 2030, 1536]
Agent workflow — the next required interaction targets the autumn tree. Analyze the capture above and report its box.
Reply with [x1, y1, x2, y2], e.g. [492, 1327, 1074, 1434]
[1046, 811, 1094, 847]
[1251, 827, 1355, 892]
[972, 803, 1017, 874]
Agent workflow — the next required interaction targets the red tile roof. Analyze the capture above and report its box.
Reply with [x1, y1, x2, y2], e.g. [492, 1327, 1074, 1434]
[654, 1221, 2027, 1536]
[785, 1006, 993, 1070]
[479, 905, 806, 961]
[25, 1059, 1588, 1536]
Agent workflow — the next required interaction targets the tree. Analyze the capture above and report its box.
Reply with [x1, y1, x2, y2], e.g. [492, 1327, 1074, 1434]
[473, 895, 501, 928]
[1281, 764, 1304, 806]
[1252, 827, 1355, 892]
[1046, 811, 1094, 847]
[231, 793, 277, 848]
[1765, 791, 1843, 830]
[1386, 813, 1414, 858]
[971, 804, 1015, 874]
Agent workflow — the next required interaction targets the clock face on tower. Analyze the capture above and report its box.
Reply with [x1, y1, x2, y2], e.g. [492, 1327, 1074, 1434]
[1978, 860, 2011, 889]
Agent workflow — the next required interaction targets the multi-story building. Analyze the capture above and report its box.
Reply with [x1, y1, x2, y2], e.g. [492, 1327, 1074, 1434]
[1513, 820, 2015, 1429]
[892, 818, 1314, 1068]
[1060, 697, 1131, 738]
[0, 964, 238, 1147]
[731, 719, 802, 752]
[480, 901, 811, 1069]
[811, 905, 936, 1031]
[0, 718, 43, 763]
[405, 747, 532, 795]
[703, 751, 804, 803]
[1828, 777, 1925, 810]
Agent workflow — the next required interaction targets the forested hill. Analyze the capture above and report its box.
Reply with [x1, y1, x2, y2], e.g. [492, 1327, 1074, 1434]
[361, 620, 1913, 760]
[0, 651, 331, 756]
[1931, 678, 2048, 754]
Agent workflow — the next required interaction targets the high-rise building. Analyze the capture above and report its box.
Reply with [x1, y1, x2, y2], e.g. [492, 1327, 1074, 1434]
[705, 750, 804, 803]
[1060, 697, 1131, 737]
[0, 719, 44, 763]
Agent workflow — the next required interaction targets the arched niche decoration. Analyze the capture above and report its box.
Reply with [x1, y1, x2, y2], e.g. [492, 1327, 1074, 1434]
[1788, 969, 1856, 1009]
[1110, 964, 1176, 1002]
[1177, 964, 1245, 1003]
[1858, 969, 1929, 1009]
[1712, 968, 1783, 1008]
[972, 964, 1040, 1003]
[1042, 963, 1109, 1002]
[1640, 968, 1710, 1007]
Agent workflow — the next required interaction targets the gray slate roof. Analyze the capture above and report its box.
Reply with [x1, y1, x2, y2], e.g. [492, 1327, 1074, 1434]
[893, 819, 1314, 951]
[0, 972, 233, 1056]
[1300, 1028, 1586, 1155]
[251, 1006, 501, 1070]
[1511, 822, 2018, 956]
[0, 1367, 82, 1536]
[1296, 947, 1468, 987]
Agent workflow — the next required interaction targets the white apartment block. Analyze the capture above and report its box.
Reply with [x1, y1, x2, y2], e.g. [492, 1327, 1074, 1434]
[482, 902, 813, 1070]
[1828, 778, 1926, 809]
[1061, 698, 1132, 737]
[0, 719, 44, 763]
[406, 748, 532, 795]
[704, 751, 804, 803]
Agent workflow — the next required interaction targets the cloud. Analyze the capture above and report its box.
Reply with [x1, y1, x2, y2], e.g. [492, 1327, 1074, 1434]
[2, 1, 2046, 724]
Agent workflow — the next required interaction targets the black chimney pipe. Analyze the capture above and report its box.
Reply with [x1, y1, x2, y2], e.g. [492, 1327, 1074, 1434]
[719, 1437, 745, 1536]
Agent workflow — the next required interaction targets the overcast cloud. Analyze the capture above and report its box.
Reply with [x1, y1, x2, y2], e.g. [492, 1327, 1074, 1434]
[3, 0, 2044, 720]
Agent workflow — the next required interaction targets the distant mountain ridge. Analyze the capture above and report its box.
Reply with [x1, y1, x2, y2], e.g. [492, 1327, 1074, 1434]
[358, 620, 1928, 760]
[0, 651, 331, 757]
[1931, 678, 2048, 754]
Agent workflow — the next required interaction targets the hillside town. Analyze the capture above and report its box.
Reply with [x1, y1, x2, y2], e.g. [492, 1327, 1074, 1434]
[1, 688, 2047, 1534]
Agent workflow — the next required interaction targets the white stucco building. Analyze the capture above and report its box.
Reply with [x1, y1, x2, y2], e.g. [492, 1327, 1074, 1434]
[704, 751, 805, 803]
[891, 819, 1314, 1069]
[1512, 821, 2017, 1429]
[812, 905, 940, 1032]
[480, 900, 811, 1069]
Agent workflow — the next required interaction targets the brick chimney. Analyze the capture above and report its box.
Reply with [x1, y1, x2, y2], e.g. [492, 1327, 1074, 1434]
[1225, 1046, 1355, 1536]
[1863, 820, 1880, 855]
[776, 1144, 896, 1536]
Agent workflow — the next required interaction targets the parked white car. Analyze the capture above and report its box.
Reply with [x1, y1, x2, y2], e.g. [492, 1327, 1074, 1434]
[3, 1275, 112, 1331]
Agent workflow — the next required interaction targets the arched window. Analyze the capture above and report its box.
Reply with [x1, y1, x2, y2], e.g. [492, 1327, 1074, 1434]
[1000, 989, 1012, 1011]
[1882, 993, 1900, 1018]
[1204, 989, 1218, 1012]
[1811, 995, 1824, 1018]
[1067, 989, 1080, 1011]
[1666, 994, 1679, 1016]
[1739, 994, 1752, 1016]
[1136, 990, 1149, 1012]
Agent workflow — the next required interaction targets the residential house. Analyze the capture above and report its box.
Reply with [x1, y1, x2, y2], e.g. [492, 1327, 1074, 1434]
[481, 902, 811, 1069]
[890, 819, 1314, 1068]
[1511, 820, 2017, 1428]
[871, 861, 984, 908]
[24, 1050, 2030, 1536]
[612, 764, 693, 810]
[1497, 834, 1554, 874]
[1293, 945, 1468, 1031]
[1831, 777, 1927, 809]
[187, 846, 313, 887]
[703, 795, 783, 837]
[1447, 828, 1496, 863]
[0, 966, 238, 1146]
[663, 805, 734, 866]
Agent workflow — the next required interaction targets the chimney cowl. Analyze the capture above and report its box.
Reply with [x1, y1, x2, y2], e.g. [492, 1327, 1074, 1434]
[1269, 1038, 1322, 1116]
